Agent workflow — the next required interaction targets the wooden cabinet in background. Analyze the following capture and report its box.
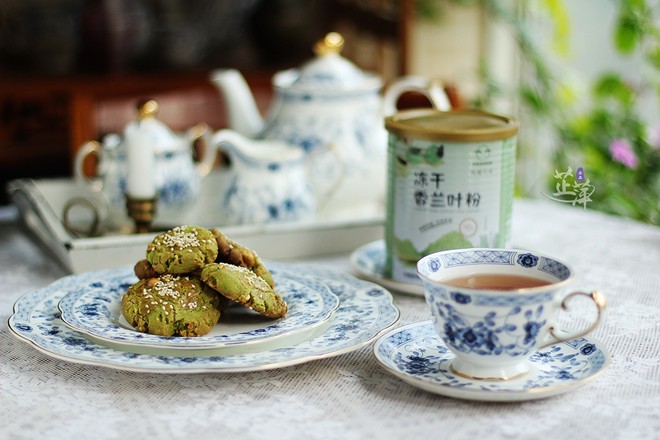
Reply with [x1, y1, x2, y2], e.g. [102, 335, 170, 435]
[0, 70, 274, 202]
[0, 0, 414, 204]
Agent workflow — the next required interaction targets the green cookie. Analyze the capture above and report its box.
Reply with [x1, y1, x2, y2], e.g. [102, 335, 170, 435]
[121, 274, 222, 337]
[201, 263, 287, 319]
[147, 225, 218, 274]
[211, 228, 275, 288]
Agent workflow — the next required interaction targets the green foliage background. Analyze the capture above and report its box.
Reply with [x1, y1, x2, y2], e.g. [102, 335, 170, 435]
[422, 0, 660, 224]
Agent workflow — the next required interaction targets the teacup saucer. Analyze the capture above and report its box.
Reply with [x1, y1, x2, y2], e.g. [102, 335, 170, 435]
[350, 240, 424, 296]
[373, 321, 609, 402]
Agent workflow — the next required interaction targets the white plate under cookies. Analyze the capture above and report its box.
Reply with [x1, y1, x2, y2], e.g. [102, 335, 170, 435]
[57, 274, 340, 353]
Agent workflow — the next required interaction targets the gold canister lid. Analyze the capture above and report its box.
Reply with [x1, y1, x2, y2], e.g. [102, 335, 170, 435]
[385, 109, 519, 142]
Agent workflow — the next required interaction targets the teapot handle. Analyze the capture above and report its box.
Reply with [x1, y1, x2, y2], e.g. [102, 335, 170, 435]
[187, 123, 216, 178]
[74, 140, 104, 192]
[382, 75, 452, 117]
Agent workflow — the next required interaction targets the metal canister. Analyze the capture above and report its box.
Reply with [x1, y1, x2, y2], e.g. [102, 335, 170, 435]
[384, 109, 519, 285]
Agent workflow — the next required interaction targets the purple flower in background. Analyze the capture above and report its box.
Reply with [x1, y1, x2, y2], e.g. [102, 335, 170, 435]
[609, 138, 639, 169]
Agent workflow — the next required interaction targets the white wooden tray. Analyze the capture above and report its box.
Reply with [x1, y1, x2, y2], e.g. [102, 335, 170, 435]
[8, 177, 384, 273]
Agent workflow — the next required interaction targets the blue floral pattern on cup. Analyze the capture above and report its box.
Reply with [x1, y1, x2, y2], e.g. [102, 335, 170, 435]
[428, 258, 441, 272]
[431, 297, 547, 357]
[416, 248, 580, 379]
[443, 250, 517, 267]
[517, 253, 539, 268]
[450, 292, 471, 304]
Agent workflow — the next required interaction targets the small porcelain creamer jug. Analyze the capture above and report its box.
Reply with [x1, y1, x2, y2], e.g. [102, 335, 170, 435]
[212, 129, 342, 225]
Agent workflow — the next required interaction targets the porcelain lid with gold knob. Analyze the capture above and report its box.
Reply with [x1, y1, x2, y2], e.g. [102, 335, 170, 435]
[125, 99, 180, 154]
[273, 32, 381, 92]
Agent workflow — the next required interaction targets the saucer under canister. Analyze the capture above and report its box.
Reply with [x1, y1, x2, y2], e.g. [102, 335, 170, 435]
[350, 240, 424, 296]
[373, 321, 610, 402]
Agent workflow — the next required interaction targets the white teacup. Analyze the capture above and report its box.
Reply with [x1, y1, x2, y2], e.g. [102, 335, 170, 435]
[417, 248, 606, 381]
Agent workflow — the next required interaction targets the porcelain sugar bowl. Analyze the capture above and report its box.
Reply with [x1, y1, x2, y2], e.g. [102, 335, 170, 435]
[74, 100, 215, 227]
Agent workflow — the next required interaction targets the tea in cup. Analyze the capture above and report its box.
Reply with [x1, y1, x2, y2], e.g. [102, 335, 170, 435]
[417, 248, 606, 380]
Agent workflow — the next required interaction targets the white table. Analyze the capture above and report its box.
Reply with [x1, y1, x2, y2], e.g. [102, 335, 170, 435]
[1, 198, 659, 439]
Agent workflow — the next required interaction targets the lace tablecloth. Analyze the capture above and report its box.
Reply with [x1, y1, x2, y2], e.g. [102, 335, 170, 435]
[1, 198, 659, 439]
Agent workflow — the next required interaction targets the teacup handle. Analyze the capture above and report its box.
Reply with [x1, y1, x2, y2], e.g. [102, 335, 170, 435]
[74, 140, 104, 192]
[543, 290, 607, 347]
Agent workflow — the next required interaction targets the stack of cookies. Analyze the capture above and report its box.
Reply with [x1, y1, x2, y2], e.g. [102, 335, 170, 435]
[122, 225, 287, 337]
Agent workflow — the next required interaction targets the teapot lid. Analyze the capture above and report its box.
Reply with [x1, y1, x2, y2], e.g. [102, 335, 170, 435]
[124, 99, 180, 153]
[273, 32, 381, 92]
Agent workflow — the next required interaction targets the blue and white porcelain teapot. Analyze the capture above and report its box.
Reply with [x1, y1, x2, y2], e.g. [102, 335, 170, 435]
[74, 100, 215, 224]
[211, 32, 450, 217]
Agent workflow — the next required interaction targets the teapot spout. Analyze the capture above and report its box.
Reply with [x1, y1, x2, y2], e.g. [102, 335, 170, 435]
[210, 69, 264, 137]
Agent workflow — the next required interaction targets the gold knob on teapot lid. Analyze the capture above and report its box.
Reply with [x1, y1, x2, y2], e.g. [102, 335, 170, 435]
[137, 99, 159, 119]
[314, 32, 344, 56]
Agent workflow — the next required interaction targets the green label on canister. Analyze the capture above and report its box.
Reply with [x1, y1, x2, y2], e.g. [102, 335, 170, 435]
[384, 109, 519, 285]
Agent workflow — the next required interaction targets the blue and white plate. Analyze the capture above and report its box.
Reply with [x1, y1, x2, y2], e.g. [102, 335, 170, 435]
[350, 240, 424, 296]
[9, 263, 400, 373]
[373, 321, 609, 402]
[57, 276, 339, 351]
